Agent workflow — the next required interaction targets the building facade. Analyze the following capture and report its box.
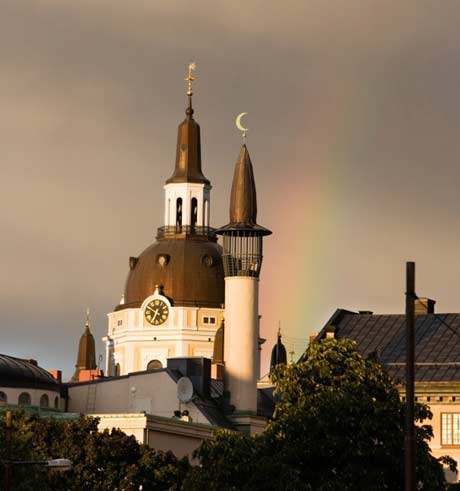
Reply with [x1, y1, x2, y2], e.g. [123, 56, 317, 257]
[313, 298, 460, 482]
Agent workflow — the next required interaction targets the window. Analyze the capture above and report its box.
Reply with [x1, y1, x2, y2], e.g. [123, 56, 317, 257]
[147, 360, 163, 371]
[114, 363, 121, 377]
[54, 396, 59, 409]
[442, 413, 460, 445]
[18, 392, 31, 406]
[203, 316, 216, 325]
[0, 391, 7, 405]
[176, 198, 183, 229]
[204, 199, 209, 227]
[117, 320, 123, 327]
[40, 394, 49, 408]
[191, 197, 198, 228]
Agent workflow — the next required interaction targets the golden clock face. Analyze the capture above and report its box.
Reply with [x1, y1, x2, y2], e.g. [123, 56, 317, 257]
[145, 299, 169, 326]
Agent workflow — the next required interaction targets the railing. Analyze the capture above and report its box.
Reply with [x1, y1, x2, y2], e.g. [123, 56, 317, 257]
[157, 225, 217, 239]
[222, 253, 263, 277]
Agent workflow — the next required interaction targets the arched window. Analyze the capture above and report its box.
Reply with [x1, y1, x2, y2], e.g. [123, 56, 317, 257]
[40, 394, 49, 408]
[176, 198, 182, 230]
[204, 199, 209, 227]
[147, 359, 163, 371]
[190, 197, 198, 229]
[115, 363, 121, 376]
[54, 396, 59, 409]
[0, 391, 7, 405]
[167, 198, 171, 227]
[18, 392, 31, 406]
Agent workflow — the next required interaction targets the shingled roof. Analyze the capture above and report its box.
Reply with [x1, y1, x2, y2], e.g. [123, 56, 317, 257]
[315, 309, 460, 384]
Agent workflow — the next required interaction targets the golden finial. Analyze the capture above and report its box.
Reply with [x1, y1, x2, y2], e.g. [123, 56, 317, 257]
[85, 307, 90, 329]
[185, 62, 196, 97]
[278, 321, 281, 338]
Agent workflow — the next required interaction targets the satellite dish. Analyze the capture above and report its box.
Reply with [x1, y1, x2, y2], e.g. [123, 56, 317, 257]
[177, 377, 194, 403]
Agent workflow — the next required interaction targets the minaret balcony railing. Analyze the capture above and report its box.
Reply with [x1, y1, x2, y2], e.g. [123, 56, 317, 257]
[157, 225, 217, 240]
[222, 253, 263, 278]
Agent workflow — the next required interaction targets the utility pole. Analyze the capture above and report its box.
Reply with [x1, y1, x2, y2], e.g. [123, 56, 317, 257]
[405, 262, 416, 491]
[5, 410, 12, 491]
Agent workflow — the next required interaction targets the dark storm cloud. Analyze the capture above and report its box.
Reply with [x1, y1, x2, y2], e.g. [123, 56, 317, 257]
[2, 0, 460, 376]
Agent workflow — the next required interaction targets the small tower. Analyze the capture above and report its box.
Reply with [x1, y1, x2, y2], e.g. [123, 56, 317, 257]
[216, 143, 271, 413]
[72, 309, 97, 382]
[163, 62, 211, 233]
[270, 327, 287, 375]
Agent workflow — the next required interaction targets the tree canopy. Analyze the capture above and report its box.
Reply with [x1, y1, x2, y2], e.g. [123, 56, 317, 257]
[185, 338, 456, 490]
[1, 339, 456, 490]
[0, 412, 189, 490]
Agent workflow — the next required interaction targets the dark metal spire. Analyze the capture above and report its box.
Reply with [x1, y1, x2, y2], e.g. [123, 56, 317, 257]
[71, 310, 96, 382]
[166, 63, 210, 185]
[217, 144, 271, 235]
[270, 329, 287, 374]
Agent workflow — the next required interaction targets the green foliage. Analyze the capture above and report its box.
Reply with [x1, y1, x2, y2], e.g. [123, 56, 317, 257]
[185, 338, 455, 490]
[0, 412, 189, 490]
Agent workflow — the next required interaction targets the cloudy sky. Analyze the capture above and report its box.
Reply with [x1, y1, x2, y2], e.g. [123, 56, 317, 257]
[2, 0, 460, 378]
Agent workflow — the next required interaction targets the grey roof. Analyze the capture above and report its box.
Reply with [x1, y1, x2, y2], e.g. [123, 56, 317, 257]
[315, 310, 460, 384]
[0, 354, 59, 391]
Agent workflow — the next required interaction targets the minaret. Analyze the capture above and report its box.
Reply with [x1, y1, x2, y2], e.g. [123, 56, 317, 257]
[72, 309, 97, 382]
[216, 141, 271, 413]
[163, 62, 211, 233]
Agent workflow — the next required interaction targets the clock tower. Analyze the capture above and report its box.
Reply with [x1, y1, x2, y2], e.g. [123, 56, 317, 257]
[103, 65, 224, 376]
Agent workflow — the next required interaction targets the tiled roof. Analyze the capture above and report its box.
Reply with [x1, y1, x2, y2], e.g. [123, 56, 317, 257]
[315, 310, 460, 384]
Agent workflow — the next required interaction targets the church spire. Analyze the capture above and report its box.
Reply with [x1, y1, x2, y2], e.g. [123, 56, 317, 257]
[71, 308, 97, 382]
[166, 62, 209, 185]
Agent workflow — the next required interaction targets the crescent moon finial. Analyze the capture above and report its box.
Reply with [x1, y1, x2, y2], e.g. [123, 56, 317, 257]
[235, 112, 249, 142]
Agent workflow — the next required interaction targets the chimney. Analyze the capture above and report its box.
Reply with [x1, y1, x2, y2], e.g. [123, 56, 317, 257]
[325, 326, 336, 339]
[415, 297, 436, 315]
[167, 357, 211, 397]
[48, 370, 62, 384]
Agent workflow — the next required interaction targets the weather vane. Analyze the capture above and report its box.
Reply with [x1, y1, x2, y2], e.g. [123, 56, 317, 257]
[185, 62, 196, 97]
[235, 112, 249, 142]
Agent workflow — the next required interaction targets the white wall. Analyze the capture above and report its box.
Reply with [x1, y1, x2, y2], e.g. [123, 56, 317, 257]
[67, 370, 211, 424]
[0, 387, 62, 410]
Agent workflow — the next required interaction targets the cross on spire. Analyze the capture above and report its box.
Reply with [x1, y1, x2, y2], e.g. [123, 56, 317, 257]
[185, 62, 196, 97]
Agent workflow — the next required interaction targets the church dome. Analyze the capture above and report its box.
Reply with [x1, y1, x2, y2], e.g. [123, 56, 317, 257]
[0, 354, 59, 391]
[120, 236, 224, 310]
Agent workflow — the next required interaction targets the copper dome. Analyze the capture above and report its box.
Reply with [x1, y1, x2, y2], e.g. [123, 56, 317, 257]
[119, 236, 224, 310]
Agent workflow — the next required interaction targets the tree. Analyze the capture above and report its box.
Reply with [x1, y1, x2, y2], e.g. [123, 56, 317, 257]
[185, 338, 455, 490]
[0, 412, 189, 490]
